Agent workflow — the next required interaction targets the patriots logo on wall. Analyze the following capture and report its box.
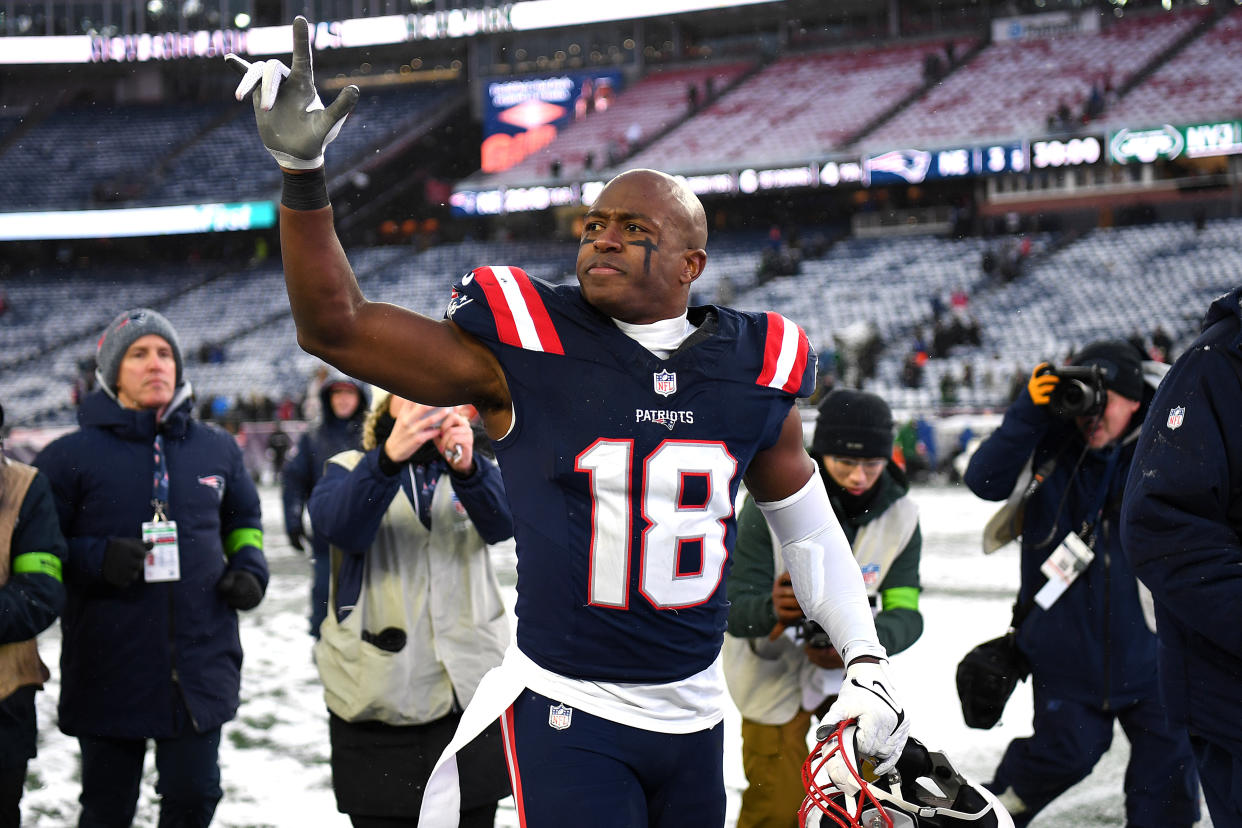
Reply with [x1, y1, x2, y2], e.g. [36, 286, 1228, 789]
[1166, 406, 1185, 430]
[653, 370, 677, 397]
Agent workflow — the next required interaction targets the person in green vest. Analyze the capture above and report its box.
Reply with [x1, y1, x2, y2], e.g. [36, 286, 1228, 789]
[724, 389, 924, 828]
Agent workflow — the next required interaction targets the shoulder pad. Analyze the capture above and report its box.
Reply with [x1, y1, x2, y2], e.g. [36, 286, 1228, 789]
[756, 311, 816, 396]
[445, 266, 564, 355]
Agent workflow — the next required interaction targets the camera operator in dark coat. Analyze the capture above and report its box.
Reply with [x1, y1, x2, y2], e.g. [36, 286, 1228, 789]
[1122, 287, 1242, 827]
[963, 339, 1198, 827]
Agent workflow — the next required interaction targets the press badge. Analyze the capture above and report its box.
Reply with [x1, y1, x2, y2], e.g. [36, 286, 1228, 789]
[141, 519, 181, 582]
[1034, 531, 1094, 609]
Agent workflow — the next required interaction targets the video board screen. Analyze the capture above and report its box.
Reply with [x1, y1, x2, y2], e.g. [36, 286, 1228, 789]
[481, 70, 624, 174]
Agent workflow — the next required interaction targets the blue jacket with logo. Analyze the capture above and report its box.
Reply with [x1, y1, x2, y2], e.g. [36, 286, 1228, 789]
[1122, 288, 1242, 754]
[964, 385, 1157, 706]
[35, 388, 268, 739]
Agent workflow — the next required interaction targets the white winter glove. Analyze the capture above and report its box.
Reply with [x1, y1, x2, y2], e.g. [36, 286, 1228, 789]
[816, 660, 910, 784]
[225, 16, 359, 170]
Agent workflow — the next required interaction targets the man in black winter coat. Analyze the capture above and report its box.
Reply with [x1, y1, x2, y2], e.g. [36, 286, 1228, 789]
[281, 374, 367, 638]
[35, 308, 268, 827]
[1123, 287, 1242, 827]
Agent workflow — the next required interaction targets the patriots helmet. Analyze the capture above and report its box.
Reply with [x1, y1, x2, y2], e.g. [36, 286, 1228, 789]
[799, 720, 1014, 828]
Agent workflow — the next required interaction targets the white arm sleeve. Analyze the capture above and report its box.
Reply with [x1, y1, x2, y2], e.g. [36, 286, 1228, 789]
[755, 474, 887, 665]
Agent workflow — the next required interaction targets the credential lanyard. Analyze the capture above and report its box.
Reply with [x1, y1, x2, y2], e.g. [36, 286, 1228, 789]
[1033, 443, 1121, 610]
[1078, 442, 1122, 547]
[151, 433, 170, 519]
[143, 433, 182, 583]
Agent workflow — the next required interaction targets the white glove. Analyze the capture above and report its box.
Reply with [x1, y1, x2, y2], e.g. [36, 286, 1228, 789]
[817, 660, 910, 778]
[225, 16, 358, 170]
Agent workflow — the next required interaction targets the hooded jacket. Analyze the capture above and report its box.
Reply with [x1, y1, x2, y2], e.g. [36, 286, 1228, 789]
[964, 376, 1156, 705]
[34, 387, 267, 739]
[281, 374, 369, 557]
[1122, 287, 1242, 753]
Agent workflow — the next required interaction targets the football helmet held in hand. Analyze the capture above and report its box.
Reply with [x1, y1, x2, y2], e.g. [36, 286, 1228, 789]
[799, 720, 1014, 828]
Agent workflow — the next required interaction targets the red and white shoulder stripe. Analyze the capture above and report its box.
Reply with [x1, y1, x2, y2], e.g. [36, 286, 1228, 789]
[756, 311, 811, 394]
[468, 266, 564, 355]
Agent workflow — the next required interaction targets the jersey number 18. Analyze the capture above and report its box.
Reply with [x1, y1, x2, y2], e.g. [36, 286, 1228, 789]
[577, 439, 738, 611]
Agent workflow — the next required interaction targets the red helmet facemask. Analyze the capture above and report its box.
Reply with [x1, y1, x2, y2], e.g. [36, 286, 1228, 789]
[799, 720, 1016, 828]
[799, 719, 892, 828]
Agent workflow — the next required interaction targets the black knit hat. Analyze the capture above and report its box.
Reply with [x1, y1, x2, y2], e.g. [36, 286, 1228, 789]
[1073, 339, 1144, 401]
[811, 389, 894, 459]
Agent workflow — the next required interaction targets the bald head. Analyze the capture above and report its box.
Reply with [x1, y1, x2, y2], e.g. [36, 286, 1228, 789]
[576, 168, 710, 324]
[604, 169, 708, 250]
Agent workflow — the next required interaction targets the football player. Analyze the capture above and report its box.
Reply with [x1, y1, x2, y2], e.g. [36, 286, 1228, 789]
[227, 18, 910, 826]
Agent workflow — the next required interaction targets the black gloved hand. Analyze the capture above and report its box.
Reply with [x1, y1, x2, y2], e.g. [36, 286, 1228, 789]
[217, 570, 264, 611]
[287, 526, 305, 553]
[102, 537, 151, 588]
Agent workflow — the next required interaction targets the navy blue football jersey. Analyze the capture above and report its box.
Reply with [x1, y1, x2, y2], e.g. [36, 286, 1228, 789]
[446, 266, 816, 683]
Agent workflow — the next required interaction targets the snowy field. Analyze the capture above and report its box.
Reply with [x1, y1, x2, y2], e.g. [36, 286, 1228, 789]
[18, 482, 1213, 827]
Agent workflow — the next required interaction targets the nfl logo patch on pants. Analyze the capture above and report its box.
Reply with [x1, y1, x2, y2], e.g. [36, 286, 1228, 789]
[548, 703, 573, 730]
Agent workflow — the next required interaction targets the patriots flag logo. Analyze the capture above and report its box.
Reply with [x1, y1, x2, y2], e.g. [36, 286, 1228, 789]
[654, 370, 677, 397]
[197, 475, 225, 501]
[1167, 406, 1185, 430]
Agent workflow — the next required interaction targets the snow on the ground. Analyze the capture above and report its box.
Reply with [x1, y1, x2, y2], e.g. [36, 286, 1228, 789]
[19, 483, 1213, 826]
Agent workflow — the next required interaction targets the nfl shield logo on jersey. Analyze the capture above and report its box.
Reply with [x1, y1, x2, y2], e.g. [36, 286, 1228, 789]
[1167, 406, 1185, 430]
[548, 703, 573, 730]
[653, 370, 677, 397]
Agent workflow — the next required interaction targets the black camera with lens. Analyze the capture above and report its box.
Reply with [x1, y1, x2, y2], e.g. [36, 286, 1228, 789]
[796, 619, 834, 650]
[1048, 365, 1107, 419]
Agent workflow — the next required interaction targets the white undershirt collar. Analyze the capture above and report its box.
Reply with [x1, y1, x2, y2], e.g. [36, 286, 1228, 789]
[613, 312, 696, 359]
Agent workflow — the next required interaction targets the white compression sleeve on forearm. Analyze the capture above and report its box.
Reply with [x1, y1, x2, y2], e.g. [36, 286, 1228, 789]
[755, 474, 887, 664]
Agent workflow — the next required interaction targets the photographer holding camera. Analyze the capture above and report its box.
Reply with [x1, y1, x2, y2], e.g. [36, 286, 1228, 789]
[963, 340, 1199, 827]
[724, 389, 923, 828]
[308, 393, 514, 826]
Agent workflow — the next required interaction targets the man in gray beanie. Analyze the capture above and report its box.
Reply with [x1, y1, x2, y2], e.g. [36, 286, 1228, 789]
[94, 308, 186, 405]
[34, 307, 269, 827]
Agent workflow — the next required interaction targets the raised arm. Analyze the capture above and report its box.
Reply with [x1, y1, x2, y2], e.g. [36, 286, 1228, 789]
[278, 207, 508, 418]
[226, 18, 510, 429]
